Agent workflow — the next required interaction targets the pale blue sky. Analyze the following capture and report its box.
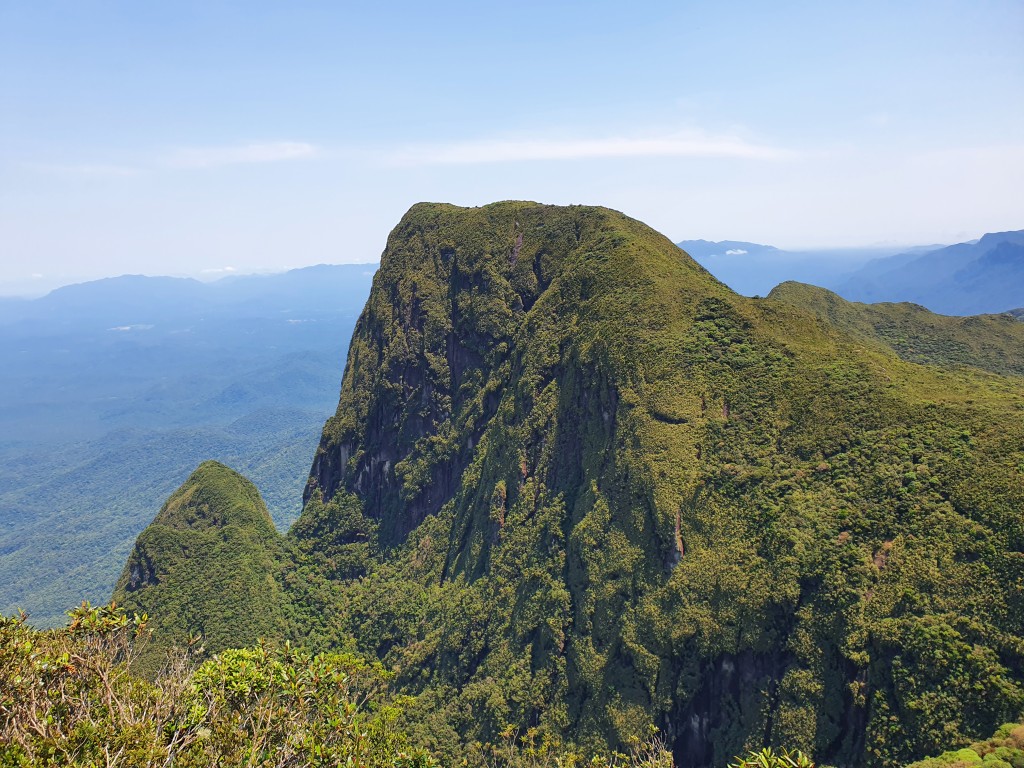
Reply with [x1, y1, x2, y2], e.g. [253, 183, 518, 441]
[2, 1, 1022, 293]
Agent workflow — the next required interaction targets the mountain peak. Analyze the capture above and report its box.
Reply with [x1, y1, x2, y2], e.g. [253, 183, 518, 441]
[114, 461, 286, 671]
[304, 201, 729, 546]
[149, 460, 276, 535]
[976, 229, 1024, 249]
[834, 228, 1024, 313]
[294, 201, 1024, 764]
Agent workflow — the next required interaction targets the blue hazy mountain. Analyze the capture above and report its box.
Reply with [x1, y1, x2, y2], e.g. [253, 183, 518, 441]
[0, 264, 376, 626]
[832, 230, 1024, 315]
[677, 239, 920, 297]
[0, 263, 377, 325]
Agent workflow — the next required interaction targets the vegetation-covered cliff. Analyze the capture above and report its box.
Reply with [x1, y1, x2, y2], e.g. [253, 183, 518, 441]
[293, 202, 1024, 767]
[110, 202, 1024, 767]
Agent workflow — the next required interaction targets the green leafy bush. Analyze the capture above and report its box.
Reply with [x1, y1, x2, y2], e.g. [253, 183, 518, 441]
[0, 602, 430, 768]
[906, 722, 1024, 768]
[0, 602, 677, 768]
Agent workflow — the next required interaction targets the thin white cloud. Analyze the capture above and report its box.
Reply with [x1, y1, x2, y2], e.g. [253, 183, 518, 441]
[385, 132, 795, 166]
[30, 163, 140, 177]
[908, 143, 1024, 166]
[724, 248, 748, 255]
[27, 142, 317, 176]
[200, 266, 237, 274]
[167, 141, 318, 169]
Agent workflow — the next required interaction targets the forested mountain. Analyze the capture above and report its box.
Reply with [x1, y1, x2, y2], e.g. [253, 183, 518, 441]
[681, 232, 1024, 317]
[114, 461, 288, 675]
[677, 239, 903, 298]
[831, 231, 1024, 314]
[0, 264, 375, 626]
[117, 202, 1024, 768]
[766, 282, 1024, 375]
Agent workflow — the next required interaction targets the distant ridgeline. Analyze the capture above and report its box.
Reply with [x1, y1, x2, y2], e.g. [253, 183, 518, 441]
[115, 203, 1024, 768]
[831, 231, 1024, 315]
[679, 230, 1024, 316]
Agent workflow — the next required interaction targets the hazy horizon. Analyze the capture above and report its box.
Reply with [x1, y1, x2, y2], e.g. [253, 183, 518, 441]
[2, 2, 1022, 293]
[2, 224, 1016, 299]
[0, 261, 376, 297]
[0, 229, 1000, 299]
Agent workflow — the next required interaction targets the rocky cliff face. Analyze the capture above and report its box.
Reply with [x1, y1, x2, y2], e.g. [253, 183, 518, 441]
[305, 203, 609, 548]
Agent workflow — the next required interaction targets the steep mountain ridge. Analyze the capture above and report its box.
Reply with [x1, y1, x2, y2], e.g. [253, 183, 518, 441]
[833, 230, 1024, 314]
[766, 282, 1024, 376]
[116, 202, 1024, 767]
[306, 202, 737, 548]
[295, 202, 1024, 766]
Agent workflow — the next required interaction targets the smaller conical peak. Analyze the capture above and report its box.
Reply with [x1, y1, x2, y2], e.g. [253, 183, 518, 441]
[151, 460, 274, 534]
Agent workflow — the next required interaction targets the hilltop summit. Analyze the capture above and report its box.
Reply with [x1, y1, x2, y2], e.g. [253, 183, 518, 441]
[114, 461, 287, 671]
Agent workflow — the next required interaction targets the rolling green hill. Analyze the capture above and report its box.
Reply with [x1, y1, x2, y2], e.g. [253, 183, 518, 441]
[766, 281, 1024, 375]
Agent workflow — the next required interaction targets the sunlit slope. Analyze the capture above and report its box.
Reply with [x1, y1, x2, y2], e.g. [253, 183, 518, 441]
[767, 280, 1024, 376]
[114, 461, 288, 672]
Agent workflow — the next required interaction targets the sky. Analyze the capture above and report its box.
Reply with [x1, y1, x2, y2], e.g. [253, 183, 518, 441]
[1, 0, 1022, 294]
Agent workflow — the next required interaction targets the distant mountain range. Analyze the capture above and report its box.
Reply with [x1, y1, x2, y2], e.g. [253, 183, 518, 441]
[0, 263, 375, 626]
[831, 230, 1024, 314]
[0, 262, 377, 325]
[677, 239, 926, 298]
[680, 229, 1024, 315]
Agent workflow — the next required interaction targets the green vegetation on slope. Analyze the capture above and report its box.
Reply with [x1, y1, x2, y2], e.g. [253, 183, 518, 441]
[101, 202, 1024, 768]
[6, 599, 1005, 768]
[766, 281, 1024, 375]
[0, 602, 433, 768]
[113, 461, 289, 673]
[0, 601, 673, 768]
[906, 721, 1024, 768]
[0, 264, 370, 627]
[0, 407, 326, 628]
[295, 202, 1024, 768]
